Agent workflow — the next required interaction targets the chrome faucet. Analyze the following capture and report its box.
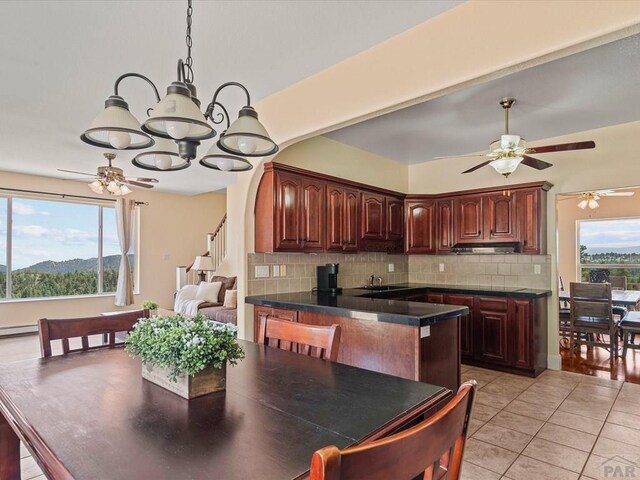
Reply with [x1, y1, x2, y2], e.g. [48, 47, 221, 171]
[369, 275, 383, 287]
[376, 276, 383, 286]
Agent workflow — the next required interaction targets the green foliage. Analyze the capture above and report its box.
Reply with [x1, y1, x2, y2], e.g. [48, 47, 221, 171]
[581, 248, 640, 284]
[0, 269, 120, 298]
[125, 313, 245, 382]
[142, 300, 159, 310]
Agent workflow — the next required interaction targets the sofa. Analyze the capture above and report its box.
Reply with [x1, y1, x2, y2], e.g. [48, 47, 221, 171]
[197, 275, 237, 325]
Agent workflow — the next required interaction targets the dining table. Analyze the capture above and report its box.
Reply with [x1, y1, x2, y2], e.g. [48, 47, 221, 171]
[559, 288, 640, 310]
[0, 339, 449, 480]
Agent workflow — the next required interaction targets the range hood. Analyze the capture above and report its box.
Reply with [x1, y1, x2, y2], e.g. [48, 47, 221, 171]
[451, 242, 521, 254]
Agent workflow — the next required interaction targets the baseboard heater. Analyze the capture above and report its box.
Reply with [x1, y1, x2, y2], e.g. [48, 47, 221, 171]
[0, 325, 39, 337]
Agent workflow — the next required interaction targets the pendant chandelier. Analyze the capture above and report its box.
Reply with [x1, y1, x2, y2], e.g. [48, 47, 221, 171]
[81, 0, 278, 173]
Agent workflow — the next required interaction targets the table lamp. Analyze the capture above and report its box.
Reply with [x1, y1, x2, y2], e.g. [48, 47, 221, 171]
[192, 255, 215, 283]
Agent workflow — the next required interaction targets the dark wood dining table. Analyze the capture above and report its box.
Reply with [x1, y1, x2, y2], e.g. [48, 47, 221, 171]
[0, 339, 449, 480]
[559, 289, 640, 310]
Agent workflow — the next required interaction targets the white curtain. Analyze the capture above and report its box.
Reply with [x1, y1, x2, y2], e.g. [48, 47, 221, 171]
[114, 198, 136, 306]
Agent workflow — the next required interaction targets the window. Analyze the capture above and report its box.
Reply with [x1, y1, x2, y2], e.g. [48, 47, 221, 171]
[0, 196, 138, 300]
[578, 218, 640, 286]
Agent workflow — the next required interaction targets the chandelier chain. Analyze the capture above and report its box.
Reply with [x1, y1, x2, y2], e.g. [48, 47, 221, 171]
[184, 0, 194, 83]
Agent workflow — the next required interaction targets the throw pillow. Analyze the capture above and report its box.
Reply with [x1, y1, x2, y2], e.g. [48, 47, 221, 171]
[195, 281, 222, 303]
[223, 290, 237, 308]
[211, 276, 237, 303]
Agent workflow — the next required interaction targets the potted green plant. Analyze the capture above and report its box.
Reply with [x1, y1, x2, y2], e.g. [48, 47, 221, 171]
[125, 313, 245, 399]
[141, 300, 159, 316]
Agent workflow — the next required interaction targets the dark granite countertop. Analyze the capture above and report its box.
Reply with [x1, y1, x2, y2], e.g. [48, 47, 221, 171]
[245, 291, 468, 327]
[245, 283, 551, 327]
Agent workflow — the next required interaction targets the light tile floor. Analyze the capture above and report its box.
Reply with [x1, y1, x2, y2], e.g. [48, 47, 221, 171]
[3, 335, 640, 480]
[461, 364, 640, 480]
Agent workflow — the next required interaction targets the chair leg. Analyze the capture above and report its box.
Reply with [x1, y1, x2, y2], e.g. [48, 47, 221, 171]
[569, 322, 575, 358]
[623, 330, 629, 358]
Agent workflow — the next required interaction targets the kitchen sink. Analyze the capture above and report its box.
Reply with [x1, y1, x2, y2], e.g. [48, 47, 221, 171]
[359, 285, 406, 291]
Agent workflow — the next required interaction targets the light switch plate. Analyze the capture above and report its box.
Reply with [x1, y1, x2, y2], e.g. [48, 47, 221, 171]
[534, 264, 541, 274]
[272, 265, 280, 277]
[280, 265, 287, 276]
[388, 263, 395, 273]
[439, 263, 445, 272]
[420, 326, 431, 338]
[255, 266, 269, 278]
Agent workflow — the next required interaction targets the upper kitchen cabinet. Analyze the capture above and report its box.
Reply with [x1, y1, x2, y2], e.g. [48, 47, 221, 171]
[405, 200, 436, 254]
[453, 195, 484, 244]
[484, 192, 517, 242]
[517, 187, 546, 254]
[255, 162, 403, 253]
[436, 199, 453, 253]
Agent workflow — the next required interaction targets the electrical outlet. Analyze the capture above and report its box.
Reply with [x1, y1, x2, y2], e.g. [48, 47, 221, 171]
[272, 265, 280, 277]
[388, 263, 395, 273]
[280, 265, 287, 276]
[255, 266, 270, 278]
[439, 263, 445, 272]
[534, 264, 541, 274]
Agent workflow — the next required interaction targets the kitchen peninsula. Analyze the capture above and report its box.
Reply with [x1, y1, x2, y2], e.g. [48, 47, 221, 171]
[246, 283, 551, 392]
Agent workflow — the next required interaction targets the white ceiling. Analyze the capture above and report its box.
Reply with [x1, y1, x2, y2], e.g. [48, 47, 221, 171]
[0, 0, 462, 195]
[326, 34, 640, 165]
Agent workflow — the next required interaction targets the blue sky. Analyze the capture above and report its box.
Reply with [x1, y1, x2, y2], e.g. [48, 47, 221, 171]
[580, 219, 640, 251]
[0, 198, 120, 269]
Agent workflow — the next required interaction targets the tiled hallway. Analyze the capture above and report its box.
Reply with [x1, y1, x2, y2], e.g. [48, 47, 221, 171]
[461, 364, 640, 480]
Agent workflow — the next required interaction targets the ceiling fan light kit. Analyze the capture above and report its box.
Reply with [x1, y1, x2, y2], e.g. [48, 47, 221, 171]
[79, 0, 277, 174]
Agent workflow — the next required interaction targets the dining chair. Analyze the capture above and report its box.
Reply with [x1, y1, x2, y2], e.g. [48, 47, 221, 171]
[610, 275, 628, 291]
[38, 309, 149, 358]
[258, 314, 341, 361]
[569, 282, 617, 361]
[588, 269, 611, 284]
[309, 380, 477, 480]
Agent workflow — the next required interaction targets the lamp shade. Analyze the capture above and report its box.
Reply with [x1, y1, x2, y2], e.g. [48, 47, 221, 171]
[199, 141, 252, 172]
[192, 255, 215, 272]
[489, 157, 523, 175]
[217, 106, 278, 157]
[132, 137, 191, 171]
[142, 82, 215, 142]
[81, 96, 154, 150]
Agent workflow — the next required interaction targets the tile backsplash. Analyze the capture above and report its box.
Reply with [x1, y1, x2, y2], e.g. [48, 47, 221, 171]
[408, 254, 552, 290]
[247, 253, 408, 296]
[246, 252, 552, 295]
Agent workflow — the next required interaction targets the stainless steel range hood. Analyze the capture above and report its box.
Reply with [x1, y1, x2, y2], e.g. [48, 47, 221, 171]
[451, 242, 521, 254]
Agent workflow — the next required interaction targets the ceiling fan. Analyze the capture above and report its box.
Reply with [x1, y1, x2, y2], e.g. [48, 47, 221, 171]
[434, 97, 596, 177]
[58, 153, 159, 196]
[575, 190, 635, 209]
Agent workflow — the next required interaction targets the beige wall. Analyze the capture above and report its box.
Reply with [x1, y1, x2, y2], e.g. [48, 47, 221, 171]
[0, 170, 226, 328]
[557, 186, 640, 287]
[273, 136, 408, 193]
[224, 1, 639, 360]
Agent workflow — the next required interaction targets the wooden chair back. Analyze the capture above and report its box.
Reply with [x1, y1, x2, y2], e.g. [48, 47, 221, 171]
[570, 282, 613, 321]
[309, 381, 477, 480]
[258, 315, 341, 362]
[38, 309, 149, 358]
[610, 276, 627, 291]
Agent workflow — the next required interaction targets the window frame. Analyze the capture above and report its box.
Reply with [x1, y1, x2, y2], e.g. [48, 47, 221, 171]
[0, 194, 140, 303]
[577, 216, 640, 283]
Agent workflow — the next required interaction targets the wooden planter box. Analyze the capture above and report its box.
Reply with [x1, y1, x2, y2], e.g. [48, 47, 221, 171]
[142, 363, 226, 399]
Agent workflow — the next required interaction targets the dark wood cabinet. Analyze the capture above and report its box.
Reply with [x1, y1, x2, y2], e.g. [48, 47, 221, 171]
[484, 193, 517, 241]
[301, 178, 325, 251]
[517, 188, 545, 254]
[274, 172, 304, 251]
[436, 199, 453, 253]
[453, 195, 484, 243]
[511, 299, 533, 369]
[444, 294, 474, 358]
[386, 198, 404, 241]
[253, 306, 298, 342]
[361, 192, 386, 241]
[475, 297, 510, 365]
[405, 200, 436, 254]
[326, 184, 359, 252]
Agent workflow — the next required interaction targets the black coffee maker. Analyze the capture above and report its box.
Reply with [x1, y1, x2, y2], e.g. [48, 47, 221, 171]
[316, 263, 342, 295]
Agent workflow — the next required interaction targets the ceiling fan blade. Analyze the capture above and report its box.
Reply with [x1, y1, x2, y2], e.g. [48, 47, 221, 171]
[461, 160, 493, 174]
[600, 192, 635, 196]
[123, 180, 154, 189]
[433, 153, 487, 160]
[57, 169, 98, 177]
[126, 177, 159, 183]
[527, 140, 595, 155]
[521, 155, 553, 170]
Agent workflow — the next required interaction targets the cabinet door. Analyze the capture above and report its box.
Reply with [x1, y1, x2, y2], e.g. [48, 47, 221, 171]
[301, 179, 325, 251]
[275, 172, 303, 251]
[436, 199, 453, 253]
[511, 299, 533, 369]
[454, 195, 483, 243]
[386, 197, 404, 241]
[518, 188, 541, 254]
[475, 297, 509, 364]
[361, 193, 386, 240]
[405, 200, 435, 254]
[343, 188, 359, 252]
[325, 184, 344, 252]
[444, 294, 475, 358]
[485, 193, 517, 241]
[426, 293, 444, 303]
